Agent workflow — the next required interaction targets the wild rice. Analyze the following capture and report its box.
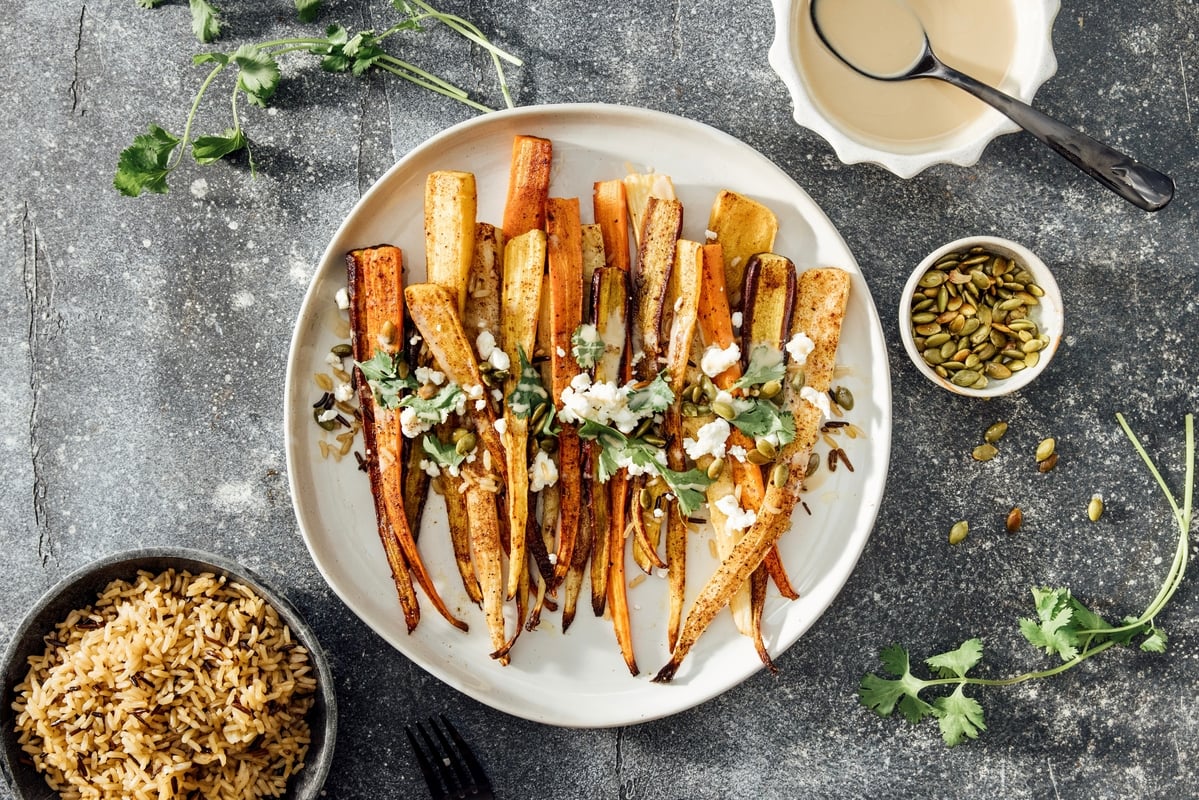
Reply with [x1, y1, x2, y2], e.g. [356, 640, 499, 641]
[12, 569, 316, 800]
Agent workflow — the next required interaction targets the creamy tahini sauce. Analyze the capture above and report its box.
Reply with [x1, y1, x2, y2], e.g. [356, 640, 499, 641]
[799, 0, 1017, 145]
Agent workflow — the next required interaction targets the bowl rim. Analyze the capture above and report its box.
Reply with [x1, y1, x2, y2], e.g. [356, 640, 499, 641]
[0, 547, 337, 800]
[898, 235, 1063, 397]
[767, 0, 1063, 177]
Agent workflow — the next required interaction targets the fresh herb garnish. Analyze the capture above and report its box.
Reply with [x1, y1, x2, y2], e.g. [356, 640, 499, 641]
[627, 372, 674, 416]
[119, 0, 521, 196]
[397, 383, 464, 427]
[733, 345, 785, 391]
[571, 324, 604, 370]
[355, 350, 416, 409]
[861, 413, 1194, 746]
[507, 347, 550, 418]
[578, 418, 712, 516]
[727, 396, 795, 445]
[421, 435, 467, 473]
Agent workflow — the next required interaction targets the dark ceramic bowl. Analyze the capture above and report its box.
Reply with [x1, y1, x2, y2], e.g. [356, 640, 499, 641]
[0, 548, 336, 800]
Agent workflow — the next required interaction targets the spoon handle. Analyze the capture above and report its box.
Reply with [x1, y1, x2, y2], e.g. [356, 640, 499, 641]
[931, 65, 1174, 212]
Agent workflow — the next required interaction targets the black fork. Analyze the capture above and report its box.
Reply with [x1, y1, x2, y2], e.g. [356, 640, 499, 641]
[405, 715, 495, 800]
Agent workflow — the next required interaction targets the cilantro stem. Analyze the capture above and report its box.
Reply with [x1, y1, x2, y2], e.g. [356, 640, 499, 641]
[924, 639, 1122, 690]
[174, 61, 228, 169]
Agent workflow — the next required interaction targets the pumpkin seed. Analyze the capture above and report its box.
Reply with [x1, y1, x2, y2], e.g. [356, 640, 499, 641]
[1038, 452, 1059, 473]
[313, 409, 337, 431]
[706, 458, 725, 480]
[1006, 507, 1023, 533]
[455, 433, 477, 456]
[754, 438, 778, 460]
[919, 270, 947, 288]
[380, 319, 397, 343]
[1024, 350, 1041, 368]
[712, 399, 737, 420]
[1088, 494, 1105, 522]
[760, 380, 782, 399]
[925, 332, 951, 348]
[331, 343, 353, 358]
[984, 421, 1008, 443]
[639, 487, 654, 509]
[805, 452, 820, 477]
[911, 312, 938, 324]
[833, 385, 855, 410]
[1035, 437, 1056, 462]
[950, 369, 981, 387]
[984, 362, 1012, 380]
[642, 434, 667, 448]
[972, 443, 998, 462]
[746, 448, 772, 466]
[770, 463, 790, 488]
[948, 520, 969, 545]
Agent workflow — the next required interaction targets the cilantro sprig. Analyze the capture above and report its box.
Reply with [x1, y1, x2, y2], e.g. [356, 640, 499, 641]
[119, 0, 521, 196]
[355, 350, 416, 409]
[861, 413, 1194, 746]
[577, 419, 712, 516]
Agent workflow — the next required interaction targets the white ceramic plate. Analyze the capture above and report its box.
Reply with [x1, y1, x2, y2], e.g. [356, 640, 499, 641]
[284, 104, 891, 727]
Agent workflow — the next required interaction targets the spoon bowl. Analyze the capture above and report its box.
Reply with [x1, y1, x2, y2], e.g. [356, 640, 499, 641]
[809, 0, 1174, 211]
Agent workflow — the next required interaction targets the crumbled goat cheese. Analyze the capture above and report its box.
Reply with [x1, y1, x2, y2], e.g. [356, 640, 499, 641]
[557, 373, 645, 434]
[335, 287, 350, 310]
[334, 382, 354, 403]
[317, 409, 338, 423]
[731, 311, 743, 330]
[556, 346, 567, 358]
[488, 348, 510, 371]
[409, 334, 422, 346]
[700, 343, 741, 378]
[714, 494, 757, 532]
[530, 450, 559, 492]
[419, 459, 441, 478]
[494, 418, 507, 435]
[800, 386, 832, 419]
[785, 331, 815, 365]
[728, 444, 749, 462]
[465, 383, 485, 399]
[547, 552, 558, 565]
[684, 418, 731, 461]
[476, 329, 497, 361]
[325, 351, 343, 368]
[475, 399, 486, 411]
[704, 229, 718, 242]
[415, 367, 446, 386]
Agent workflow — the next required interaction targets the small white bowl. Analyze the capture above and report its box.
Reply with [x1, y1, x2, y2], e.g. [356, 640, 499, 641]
[899, 236, 1063, 397]
[768, 0, 1061, 177]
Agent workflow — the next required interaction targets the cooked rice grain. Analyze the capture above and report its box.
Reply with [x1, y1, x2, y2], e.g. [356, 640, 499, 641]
[12, 569, 317, 800]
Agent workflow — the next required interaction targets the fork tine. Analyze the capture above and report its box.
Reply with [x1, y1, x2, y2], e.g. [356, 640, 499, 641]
[429, 716, 473, 793]
[405, 725, 442, 798]
[438, 715, 494, 795]
[416, 720, 464, 797]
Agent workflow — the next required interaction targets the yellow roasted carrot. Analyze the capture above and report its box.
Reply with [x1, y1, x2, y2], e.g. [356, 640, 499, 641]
[425, 171, 477, 318]
[630, 197, 682, 381]
[707, 189, 778, 310]
[502, 135, 552, 240]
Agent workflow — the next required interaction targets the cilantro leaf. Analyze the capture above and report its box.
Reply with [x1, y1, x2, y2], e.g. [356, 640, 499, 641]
[233, 45, 280, 107]
[189, 0, 223, 43]
[656, 466, 712, 517]
[191, 127, 246, 164]
[421, 435, 466, 472]
[356, 350, 415, 409]
[295, 0, 323, 22]
[1019, 587, 1080, 661]
[114, 125, 182, 197]
[925, 638, 983, 679]
[571, 324, 604, 370]
[859, 644, 935, 724]
[733, 345, 785, 390]
[506, 346, 550, 418]
[728, 396, 796, 445]
[398, 383, 464, 427]
[193, 52, 230, 67]
[1140, 626, 1168, 653]
[576, 418, 711, 514]
[627, 372, 674, 415]
[932, 686, 986, 746]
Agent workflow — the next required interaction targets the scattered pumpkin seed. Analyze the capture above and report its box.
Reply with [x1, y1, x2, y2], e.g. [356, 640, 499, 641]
[706, 458, 725, 481]
[833, 385, 855, 411]
[331, 343, 353, 358]
[770, 462, 790, 488]
[760, 380, 782, 400]
[712, 400, 737, 421]
[755, 438, 778, 460]
[1038, 452, 1059, 473]
[948, 520, 969, 545]
[972, 443, 998, 462]
[1035, 437, 1056, 462]
[746, 449, 772, 466]
[805, 452, 820, 478]
[454, 433, 477, 456]
[984, 421, 1009, 443]
[1088, 494, 1105, 522]
[313, 408, 337, 431]
[1006, 506, 1023, 533]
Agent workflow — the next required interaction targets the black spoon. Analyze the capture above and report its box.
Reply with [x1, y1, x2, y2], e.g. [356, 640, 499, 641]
[809, 0, 1174, 212]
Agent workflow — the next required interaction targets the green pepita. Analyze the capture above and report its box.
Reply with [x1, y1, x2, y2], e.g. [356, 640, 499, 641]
[331, 343, 353, 358]
[984, 421, 1008, 443]
[1088, 494, 1105, 522]
[948, 520, 969, 545]
[770, 462, 790, 488]
[707, 458, 725, 481]
[1035, 437, 1056, 462]
[972, 443, 998, 462]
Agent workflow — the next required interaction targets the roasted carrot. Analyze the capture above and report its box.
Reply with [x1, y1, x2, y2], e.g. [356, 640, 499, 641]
[425, 171, 477, 318]
[623, 172, 677, 247]
[706, 189, 778, 310]
[654, 268, 851, 683]
[347, 245, 469, 633]
[546, 197, 585, 583]
[499, 230, 546, 600]
[593, 179, 631, 271]
[607, 477, 639, 676]
[630, 197, 682, 381]
[502, 135, 552, 239]
[463, 476, 508, 663]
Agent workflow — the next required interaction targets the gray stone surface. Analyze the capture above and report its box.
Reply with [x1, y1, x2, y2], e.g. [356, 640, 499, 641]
[1, 1, 1197, 798]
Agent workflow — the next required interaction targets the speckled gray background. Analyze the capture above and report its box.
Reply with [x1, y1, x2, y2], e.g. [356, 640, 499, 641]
[1, 1, 1197, 798]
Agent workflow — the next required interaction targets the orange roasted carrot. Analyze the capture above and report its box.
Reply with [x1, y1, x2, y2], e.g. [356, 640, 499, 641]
[546, 197, 585, 584]
[502, 135, 553, 239]
[593, 179, 631, 271]
[607, 477, 639, 676]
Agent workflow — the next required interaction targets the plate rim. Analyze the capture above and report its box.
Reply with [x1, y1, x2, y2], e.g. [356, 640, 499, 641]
[283, 102, 893, 727]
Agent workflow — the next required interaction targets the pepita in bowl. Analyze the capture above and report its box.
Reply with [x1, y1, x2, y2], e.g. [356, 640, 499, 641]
[899, 236, 1063, 397]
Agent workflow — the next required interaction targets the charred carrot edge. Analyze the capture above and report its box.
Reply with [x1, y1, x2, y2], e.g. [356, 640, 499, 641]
[630, 197, 683, 381]
[631, 475, 668, 573]
[347, 246, 469, 633]
[749, 566, 779, 674]
[546, 198, 585, 583]
[665, 411, 689, 651]
[654, 268, 851, 682]
[562, 457, 595, 632]
[441, 455, 482, 607]
[464, 479, 508, 664]
[502, 135, 552, 240]
[607, 477, 639, 676]
[593, 179, 631, 271]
